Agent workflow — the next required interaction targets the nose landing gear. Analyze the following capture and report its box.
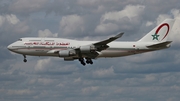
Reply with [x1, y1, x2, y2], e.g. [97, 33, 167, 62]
[23, 55, 27, 63]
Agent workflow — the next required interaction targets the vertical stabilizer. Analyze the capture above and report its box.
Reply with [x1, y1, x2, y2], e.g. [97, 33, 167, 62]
[138, 19, 175, 42]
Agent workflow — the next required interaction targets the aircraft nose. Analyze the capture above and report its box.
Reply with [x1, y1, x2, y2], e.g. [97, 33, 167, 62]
[7, 44, 12, 50]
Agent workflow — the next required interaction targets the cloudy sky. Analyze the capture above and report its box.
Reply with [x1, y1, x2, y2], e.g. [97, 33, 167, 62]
[1, 0, 180, 101]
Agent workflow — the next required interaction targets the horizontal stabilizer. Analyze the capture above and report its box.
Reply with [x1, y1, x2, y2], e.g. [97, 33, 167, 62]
[147, 41, 172, 49]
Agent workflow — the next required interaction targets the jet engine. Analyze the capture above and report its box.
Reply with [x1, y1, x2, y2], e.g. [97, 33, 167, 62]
[59, 50, 76, 57]
[80, 45, 97, 53]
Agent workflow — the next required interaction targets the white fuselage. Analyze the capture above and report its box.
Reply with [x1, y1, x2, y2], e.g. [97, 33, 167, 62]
[7, 37, 158, 59]
[6, 19, 174, 65]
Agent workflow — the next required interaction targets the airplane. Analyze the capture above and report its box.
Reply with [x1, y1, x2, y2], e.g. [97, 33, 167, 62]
[7, 19, 175, 66]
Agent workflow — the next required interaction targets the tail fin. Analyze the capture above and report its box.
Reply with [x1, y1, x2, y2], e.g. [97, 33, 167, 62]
[138, 19, 175, 42]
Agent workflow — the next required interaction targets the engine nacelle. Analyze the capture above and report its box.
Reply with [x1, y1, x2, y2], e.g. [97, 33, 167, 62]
[80, 45, 96, 53]
[59, 50, 76, 57]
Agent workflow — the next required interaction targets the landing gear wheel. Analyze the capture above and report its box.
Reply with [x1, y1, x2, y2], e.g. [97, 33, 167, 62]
[86, 58, 93, 65]
[23, 59, 27, 62]
[23, 55, 27, 63]
[79, 58, 86, 66]
[90, 61, 93, 64]
[81, 62, 86, 66]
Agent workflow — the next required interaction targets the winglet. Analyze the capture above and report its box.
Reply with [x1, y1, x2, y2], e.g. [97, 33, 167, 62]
[108, 32, 124, 41]
[114, 32, 124, 39]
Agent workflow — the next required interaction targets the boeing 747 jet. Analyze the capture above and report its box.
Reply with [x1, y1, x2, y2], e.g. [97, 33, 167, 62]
[7, 19, 175, 65]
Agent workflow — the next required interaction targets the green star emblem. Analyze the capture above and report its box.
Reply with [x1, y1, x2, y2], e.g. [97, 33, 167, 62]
[152, 34, 160, 40]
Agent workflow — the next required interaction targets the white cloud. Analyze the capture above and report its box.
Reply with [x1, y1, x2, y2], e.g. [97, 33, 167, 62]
[34, 57, 78, 74]
[171, 9, 180, 18]
[171, 20, 180, 44]
[0, 14, 19, 27]
[126, 52, 156, 63]
[95, 23, 119, 34]
[92, 67, 115, 78]
[9, 0, 49, 13]
[77, 0, 100, 6]
[60, 14, 84, 36]
[34, 58, 51, 72]
[95, 5, 145, 34]
[37, 78, 54, 85]
[6, 14, 20, 25]
[74, 77, 81, 83]
[0, 16, 5, 27]
[81, 86, 99, 95]
[156, 14, 171, 25]
[146, 21, 154, 27]
[38, 29, 58, 37]
[170, 9, 180, 44]
[101, 5, 145, 22]
[0, 14, 30, 35]
[13, 21, 30, 34]
[93, 5, 106, 13]
[144, 74, 157, 83]
[6, 89, 34, 95]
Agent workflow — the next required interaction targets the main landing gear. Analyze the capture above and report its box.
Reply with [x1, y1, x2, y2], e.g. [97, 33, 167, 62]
[23, 55, 27, 62]
[79, 58, 93, 66]
[86, 58, 93, 64]
[79, 58, 86, 66]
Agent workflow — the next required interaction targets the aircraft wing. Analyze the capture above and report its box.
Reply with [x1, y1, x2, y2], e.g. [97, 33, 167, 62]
[92, 32, 124, 51]
[93, 32, 124, 46]
[75, 32, 124, 58]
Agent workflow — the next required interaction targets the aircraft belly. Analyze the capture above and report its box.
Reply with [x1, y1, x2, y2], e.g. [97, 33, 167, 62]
[14, 49, 58, 56]
[13, 47, 153, 58]
[27, 51, 59, 56]
[99, 49, 134, 57]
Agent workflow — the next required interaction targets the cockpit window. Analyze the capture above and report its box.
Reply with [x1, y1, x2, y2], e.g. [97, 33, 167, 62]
[18, 39, 22, 41]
